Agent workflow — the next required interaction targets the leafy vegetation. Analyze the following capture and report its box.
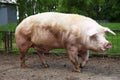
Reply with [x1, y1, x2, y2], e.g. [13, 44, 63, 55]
[16, 0, 120, 22]
[101, 23, 120, 30]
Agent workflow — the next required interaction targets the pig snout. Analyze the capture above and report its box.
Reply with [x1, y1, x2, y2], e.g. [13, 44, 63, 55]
[103, 42, 112, 50]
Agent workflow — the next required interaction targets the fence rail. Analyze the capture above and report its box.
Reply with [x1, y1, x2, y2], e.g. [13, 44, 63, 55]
[0, 30, 120, 54]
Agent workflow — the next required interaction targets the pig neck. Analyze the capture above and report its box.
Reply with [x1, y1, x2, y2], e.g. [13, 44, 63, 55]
[60, 28, 85, 49]
[78, 32, 90, 49]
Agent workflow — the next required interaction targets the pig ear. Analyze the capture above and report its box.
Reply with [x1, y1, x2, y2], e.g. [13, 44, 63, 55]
[87, 29, 98, 36]
[103, 27, 116, 35]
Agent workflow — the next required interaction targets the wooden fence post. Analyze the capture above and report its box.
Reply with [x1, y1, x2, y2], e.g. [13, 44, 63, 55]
[3, 31, 13, 53]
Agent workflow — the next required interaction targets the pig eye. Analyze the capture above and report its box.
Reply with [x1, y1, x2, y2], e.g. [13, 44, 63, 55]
[90, 34, 98, 41]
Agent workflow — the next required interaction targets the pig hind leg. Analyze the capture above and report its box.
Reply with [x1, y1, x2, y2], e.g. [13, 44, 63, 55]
[16, 36, 32, 68]
[34, 47, 49, 68]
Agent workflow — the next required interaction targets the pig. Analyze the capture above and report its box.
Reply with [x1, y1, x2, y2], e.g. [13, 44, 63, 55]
[15, 12, 115, 72]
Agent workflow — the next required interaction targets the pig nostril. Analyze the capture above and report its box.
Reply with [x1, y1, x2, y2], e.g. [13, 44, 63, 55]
[104, 43, 112, 49]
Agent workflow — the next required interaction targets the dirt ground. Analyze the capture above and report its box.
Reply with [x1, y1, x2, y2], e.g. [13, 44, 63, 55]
[0, 53, 120, 80]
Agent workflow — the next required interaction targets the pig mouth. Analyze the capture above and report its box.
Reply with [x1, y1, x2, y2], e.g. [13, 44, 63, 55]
[95, 43, 112, 52]
[89, 48, 103, 52]
[90, 44, 112, 52]
[101, 43, 112, 51]
[100, 47, 109, 51]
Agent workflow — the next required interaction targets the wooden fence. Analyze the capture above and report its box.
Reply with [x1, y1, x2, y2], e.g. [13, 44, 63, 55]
[0, 31, 14, 53]
[0, 30, 120, 54]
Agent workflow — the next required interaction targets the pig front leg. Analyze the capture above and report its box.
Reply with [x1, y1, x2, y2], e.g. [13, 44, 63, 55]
[67, 45, 80, 72]
[79, 50, 89, 68]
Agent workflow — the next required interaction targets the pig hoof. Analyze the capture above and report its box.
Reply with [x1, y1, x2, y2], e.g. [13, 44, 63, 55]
[44, 64, 49, 68]
[73, 68, 81, 73]
[80, 64, 84, 68]
[73, 69, 81, 73]
[21, 64, 28, 68]
[42, 64, 49, 68]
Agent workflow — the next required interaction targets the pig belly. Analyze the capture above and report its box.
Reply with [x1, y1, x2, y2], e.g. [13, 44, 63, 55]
[31, 31, 62, 48]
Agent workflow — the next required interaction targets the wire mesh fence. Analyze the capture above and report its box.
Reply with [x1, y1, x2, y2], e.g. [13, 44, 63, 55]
[0, 30, 120, 55]
[107, 30, 120, 53]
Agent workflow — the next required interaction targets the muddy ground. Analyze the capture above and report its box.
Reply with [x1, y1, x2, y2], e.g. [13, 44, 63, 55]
[0, 53, 120, 80]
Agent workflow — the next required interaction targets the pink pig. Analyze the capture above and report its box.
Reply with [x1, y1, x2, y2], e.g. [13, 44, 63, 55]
[15, 12, 115, 72]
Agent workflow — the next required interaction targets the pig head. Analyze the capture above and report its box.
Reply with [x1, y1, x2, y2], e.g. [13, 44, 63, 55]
[80, 22, 115, 52]
[15, 12, 115, 72]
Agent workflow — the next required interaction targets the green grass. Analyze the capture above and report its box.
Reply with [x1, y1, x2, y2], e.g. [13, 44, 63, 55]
[107, 33, 120, 53]
[0, 23, 119, 32]
[0, 23, 17, 31]
[0, 23, 120, 54]
[100, 23, 120, 53]
[50, 49, 66, 53]
[100, 23, 120, 30]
